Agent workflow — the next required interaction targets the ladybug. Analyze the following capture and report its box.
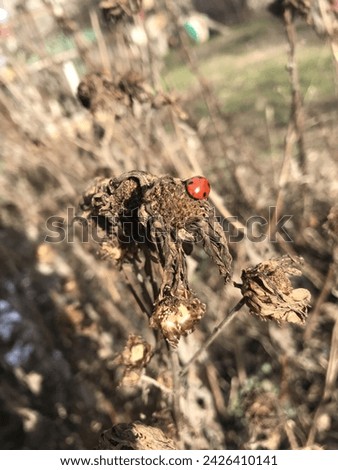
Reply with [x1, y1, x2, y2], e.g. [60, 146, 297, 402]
[185, 176, 211, 200]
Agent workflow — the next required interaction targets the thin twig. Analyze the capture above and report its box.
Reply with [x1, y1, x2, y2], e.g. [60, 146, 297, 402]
[284, 7, 307, 171]
[268, 8, 308, 241]
[205, 362, 228, 418]
[89, 9, 112, 77]
[306, 313, 338, 447]
[323, 315, 338, 401]
[179, 298, 245, 377]
[141, 375, 173, 395]
[267, 124, 296, 240]
[284, 419, 299, 450]
[277, 236, 324, 289]
[304, 262, 336, 340]
[316, 0, 338, 87]
[122, 265, 153, 318]
[169, 111, 246, 234]
[168, 346, 182, 446]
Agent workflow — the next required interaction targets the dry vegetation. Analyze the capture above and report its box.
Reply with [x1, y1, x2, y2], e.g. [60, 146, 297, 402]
[0, 0, 338, 450]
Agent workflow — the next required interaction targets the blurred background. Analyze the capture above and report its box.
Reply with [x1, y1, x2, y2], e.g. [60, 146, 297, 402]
[0, 0, 338, 450]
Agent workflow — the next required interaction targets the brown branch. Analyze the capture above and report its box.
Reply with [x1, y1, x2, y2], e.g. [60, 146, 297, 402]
[284, 6, 307, 171]
[168, 346, 183, 447]
[268, 8, 308, 241]
[89, 9, 112, 77]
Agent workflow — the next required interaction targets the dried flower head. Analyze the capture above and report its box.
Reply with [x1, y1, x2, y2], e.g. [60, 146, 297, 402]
[236, 256, 311, 325]
[116, 335, 153, 385]
[138, 175, 232, 281]
[150, 289, 206, 347]
[77, 72, 131, 124]
[119, 334, 153, 368]
[80, 171, 232, 346]
[98, 422, 176, 450]
[77, 71, 183, 125]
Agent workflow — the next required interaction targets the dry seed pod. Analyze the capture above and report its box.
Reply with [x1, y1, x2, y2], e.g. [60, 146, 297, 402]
[98, 422, 176, 450]
[138, 175, 232, 282]
[237, 256, 311, 325]
[116, 335, 153, 386]
[119, 334, 153, 368]
[77, 72, 130, 122]
[150, 291, 206, 347]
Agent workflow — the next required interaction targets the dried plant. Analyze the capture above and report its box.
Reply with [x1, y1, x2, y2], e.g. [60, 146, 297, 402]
[115, 334, 153, 385]
[77, 71, 184, 123]
[77, 71, 139, 126]
[235, 256, 311, 325]
[2, 0, 337, 452]
[81, 170, 232, 346]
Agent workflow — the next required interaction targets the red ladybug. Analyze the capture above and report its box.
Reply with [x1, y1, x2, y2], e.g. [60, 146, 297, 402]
[185, 176, 211, 200]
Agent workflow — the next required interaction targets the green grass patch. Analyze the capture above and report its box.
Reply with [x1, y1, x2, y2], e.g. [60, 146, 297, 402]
[163, 19, 335, 126]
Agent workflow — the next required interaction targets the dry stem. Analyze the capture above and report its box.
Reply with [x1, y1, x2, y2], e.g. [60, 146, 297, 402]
[179, 298, 245, 377]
